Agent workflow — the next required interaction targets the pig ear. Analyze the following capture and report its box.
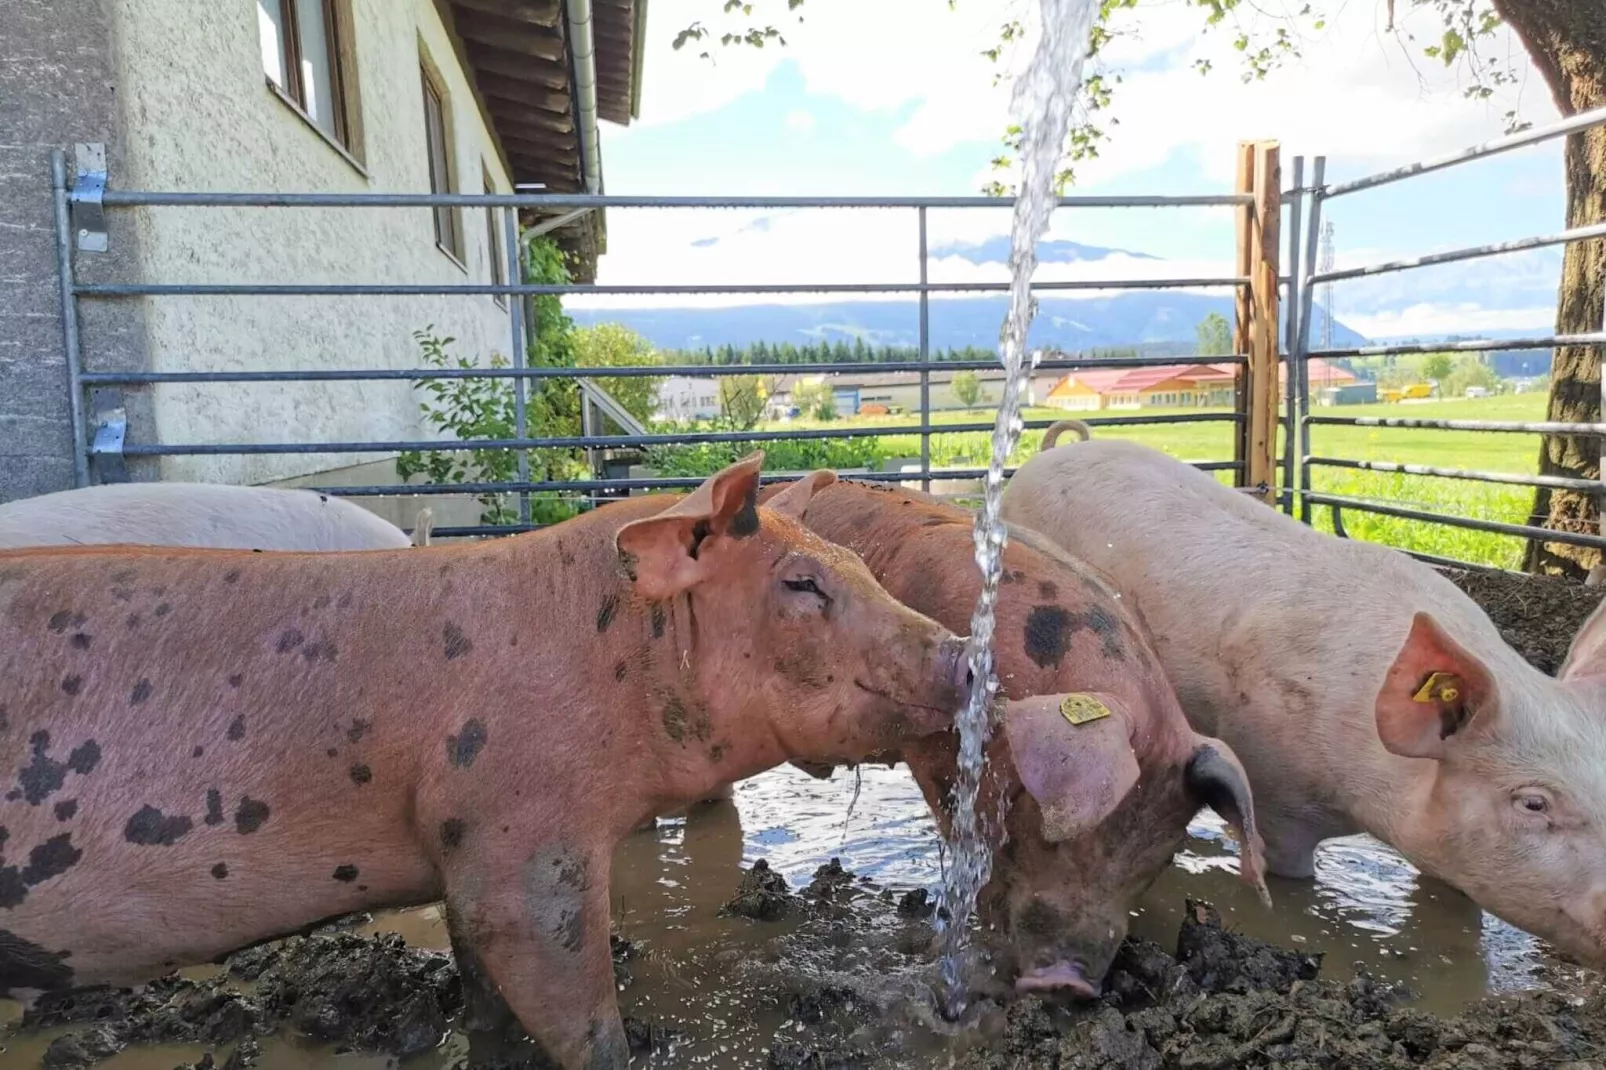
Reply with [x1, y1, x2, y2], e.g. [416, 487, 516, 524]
[1186, 739, 1270, 905]
[1003, 693, 1140, 844]
[1561, 597, 1606, 683]
[614, 452, 765, 600]
[765, 470, 837, 519]
[1375, 611, 1498, 760]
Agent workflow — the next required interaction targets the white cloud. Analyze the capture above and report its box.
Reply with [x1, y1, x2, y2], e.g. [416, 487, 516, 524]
[628, 0, 1559, 174]
[785, 108, 817, 131]
[1340, 303, 1558, 339]
[570, 206, 1236, 309]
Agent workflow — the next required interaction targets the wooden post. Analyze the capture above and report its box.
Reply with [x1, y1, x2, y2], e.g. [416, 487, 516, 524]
[1247, 142, 1282, 503]
[1231, 142, 1255, 487]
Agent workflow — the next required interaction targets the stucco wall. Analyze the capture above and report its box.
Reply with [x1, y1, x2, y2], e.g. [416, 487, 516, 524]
[0, 0, 153, 503]
[107, 0, 516, 484]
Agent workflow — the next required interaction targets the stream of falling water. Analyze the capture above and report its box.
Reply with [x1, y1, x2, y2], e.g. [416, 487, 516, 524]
[935, 0, 1105, 1018]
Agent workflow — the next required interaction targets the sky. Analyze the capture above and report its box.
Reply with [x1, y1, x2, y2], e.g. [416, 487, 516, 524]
[574, 0, 1570, 338]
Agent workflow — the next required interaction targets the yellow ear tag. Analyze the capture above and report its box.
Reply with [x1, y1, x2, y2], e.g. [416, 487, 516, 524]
[1412, 672, 1462, 705]
[1059, 694, 1112, 727]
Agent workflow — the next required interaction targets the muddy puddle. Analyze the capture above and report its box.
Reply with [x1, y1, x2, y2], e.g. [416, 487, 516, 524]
[6, 566, 1603, 1069]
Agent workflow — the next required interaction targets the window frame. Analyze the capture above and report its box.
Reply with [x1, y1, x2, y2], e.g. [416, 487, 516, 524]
[420, 63, 463, 265]
[484, 165, 508, 308]
[260, 0, 353, 152]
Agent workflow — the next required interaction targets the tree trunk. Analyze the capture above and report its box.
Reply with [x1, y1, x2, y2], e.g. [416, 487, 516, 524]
[1492, 0, 1606, 577]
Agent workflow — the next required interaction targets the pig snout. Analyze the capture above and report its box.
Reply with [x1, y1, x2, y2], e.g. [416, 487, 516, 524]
[1014, 959, 1100, 1001]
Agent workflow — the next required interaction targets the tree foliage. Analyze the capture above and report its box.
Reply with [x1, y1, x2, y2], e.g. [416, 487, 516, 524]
[571, 323, 665, 425]
[951, 369, 986, 408]
[1195, 312, 1233, 357]
[395, 236, 589, 526]
[791, 378, 839, 419]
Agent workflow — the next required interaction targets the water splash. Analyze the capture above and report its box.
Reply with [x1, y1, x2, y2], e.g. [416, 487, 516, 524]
[935, 0, 1104, 1018]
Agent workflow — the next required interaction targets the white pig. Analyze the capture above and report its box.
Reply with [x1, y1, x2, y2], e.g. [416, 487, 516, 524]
[1001, 425, 1606, 968]
[0, 482, 419, 551]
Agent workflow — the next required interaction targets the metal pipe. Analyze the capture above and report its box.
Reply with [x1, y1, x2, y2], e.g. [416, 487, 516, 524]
[115, 412, 1244, 457]
[308, 459, 1244, 498]
[97, 191, 1254, 209]
[1305, 456, 1603, 493]
[1306, 415, 1606, 435]
[503, 204, 531, 525]
[50, 149, 90, 487]
[1302, 491, 1606, 551]
[79, 353, 1248, 385]
[1293, 157, 1325, 522]
[563, 0, 601, 196]
[1312, 333, 1606, 359]
[918, 205, 932, 493]
[1280, 155, 1304, 514]
[1326, 103, 1606, 198]
[1309, 221, 1606, 285]
[1402, 549, 1524, 575]
[76, 276, 1251, 298]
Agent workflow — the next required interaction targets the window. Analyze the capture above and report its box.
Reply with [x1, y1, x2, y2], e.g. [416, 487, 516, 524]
[258, 0, 350, 147]
[484, 167, 507, 306]
[421, 67, 460, 260]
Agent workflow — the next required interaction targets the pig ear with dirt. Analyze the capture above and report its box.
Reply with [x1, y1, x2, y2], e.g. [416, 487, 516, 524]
[1375, 611, 1500, 759]
[614, 452, 767, 600]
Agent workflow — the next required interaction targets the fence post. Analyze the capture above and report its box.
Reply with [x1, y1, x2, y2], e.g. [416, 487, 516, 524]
[1248, 141, 1282, 503]
[1232, 143, 1254, 487]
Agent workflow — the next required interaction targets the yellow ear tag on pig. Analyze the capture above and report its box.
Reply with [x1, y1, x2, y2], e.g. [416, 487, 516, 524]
[1059, 694, 1112, 727]
[1412, 672, 1462, 705]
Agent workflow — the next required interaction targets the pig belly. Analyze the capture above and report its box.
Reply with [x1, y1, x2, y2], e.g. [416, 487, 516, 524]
[0, 754, 438, 991]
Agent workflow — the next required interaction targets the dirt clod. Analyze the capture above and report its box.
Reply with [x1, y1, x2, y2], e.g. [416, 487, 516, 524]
[726, 858, 797, 921]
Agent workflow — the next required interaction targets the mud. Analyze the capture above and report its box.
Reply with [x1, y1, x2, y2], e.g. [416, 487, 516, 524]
[1441, 566, 1603, 675]
[960, 900, 1606, 1070]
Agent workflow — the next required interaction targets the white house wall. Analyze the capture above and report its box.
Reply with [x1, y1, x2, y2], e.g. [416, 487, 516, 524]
[108, 0, 515, 484]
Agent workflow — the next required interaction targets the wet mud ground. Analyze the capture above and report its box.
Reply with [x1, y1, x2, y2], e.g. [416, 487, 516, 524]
[5, 564, 1604, 1070]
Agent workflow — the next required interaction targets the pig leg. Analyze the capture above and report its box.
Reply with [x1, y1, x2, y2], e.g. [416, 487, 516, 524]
[445, 905, 525, 1049]
[445, 841, 626, 1070]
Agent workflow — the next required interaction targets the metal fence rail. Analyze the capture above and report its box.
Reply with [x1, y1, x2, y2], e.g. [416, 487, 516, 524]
[1284, 103, 1606, 563]
[54, 155, 1264, 532]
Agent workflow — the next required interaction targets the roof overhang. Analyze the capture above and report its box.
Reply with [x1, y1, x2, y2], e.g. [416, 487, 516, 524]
[439, 0, 645, 282]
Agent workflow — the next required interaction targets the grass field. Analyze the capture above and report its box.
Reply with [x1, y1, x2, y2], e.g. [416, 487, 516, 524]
[760, 394, 1555, 569]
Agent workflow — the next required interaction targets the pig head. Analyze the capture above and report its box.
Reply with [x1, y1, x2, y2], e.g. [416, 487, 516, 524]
[765, 477, 1265, 993]
[1366, 605, 1606, 968]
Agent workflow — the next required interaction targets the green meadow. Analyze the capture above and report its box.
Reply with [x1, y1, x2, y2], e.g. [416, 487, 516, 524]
[743, 394, 1553, 569]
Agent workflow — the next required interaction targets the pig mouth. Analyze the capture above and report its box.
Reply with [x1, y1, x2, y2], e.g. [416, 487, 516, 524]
[853, 680, 953, 719]
[1014, 959, 1100, 1001]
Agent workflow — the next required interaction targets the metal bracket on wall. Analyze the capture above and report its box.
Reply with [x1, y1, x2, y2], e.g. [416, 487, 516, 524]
[72, 143, 108, 252]
[89, 391, 128, 483]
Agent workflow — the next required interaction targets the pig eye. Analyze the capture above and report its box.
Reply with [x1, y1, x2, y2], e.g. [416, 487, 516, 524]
[783, 577, 826, 598]
[1513, 791, 1552, 818]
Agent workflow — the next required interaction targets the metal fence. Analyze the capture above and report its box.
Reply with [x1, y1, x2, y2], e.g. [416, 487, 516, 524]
[1283, 103, 1606, 567]
[47, 104, 1606, 561]
[52, 156, 1267, 539]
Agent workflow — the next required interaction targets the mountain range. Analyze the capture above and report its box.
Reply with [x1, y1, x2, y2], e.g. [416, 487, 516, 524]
[570, 237, 1561, 362]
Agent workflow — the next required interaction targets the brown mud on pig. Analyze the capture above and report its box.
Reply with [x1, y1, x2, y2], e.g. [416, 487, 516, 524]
[0, 454, 968, 1070]
[758, 476, 1267, 998]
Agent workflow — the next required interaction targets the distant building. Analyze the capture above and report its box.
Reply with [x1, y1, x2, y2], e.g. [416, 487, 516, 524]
[1042, 359, 1356, 411]
[767, 368, 1056, 415]
[657, 377, 723, 422]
